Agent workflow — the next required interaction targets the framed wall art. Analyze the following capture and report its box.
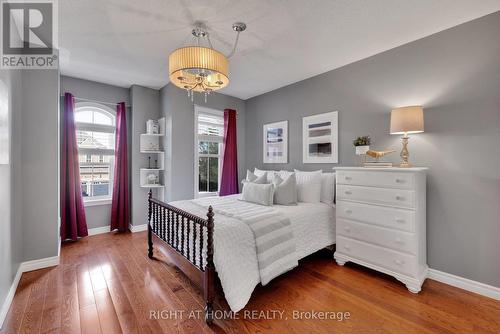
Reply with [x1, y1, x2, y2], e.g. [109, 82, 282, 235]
[263, 120, 288, 163]
[302, 111, 338, 163]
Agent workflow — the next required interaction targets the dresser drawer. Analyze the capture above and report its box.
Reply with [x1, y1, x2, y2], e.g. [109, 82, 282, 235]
[337, 236, 417, 277]
[337, 219, 416, 254]
[337, 201, 415, 232]
[337, 170, 414, 190]
[337, 185, 415, 209]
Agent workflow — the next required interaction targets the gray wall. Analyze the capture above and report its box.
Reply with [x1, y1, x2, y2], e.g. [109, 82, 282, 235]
[21, 70, 60, 261]
[245, 12, 500, 288]
[60, 76, 130, 229]
[0, 69, 23, 317]
[160, 84, 246, 202]
[130, 85, 161, 226]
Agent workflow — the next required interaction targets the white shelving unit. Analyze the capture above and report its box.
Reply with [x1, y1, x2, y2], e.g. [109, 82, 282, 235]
[140, 118, 165, 189]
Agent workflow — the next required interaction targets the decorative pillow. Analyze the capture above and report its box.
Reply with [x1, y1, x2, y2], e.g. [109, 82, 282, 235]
[293, 169, 322, 203]
[320, 172, 336, 205]
[254, 168, 276, 183]
[272, 173, 297, 205]
[245, 169, 257, 182]
[241, 183, 274, 206]
[242, 170, 267, 184]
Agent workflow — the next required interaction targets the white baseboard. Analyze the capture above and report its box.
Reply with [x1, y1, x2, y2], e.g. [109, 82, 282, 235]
[0, 266, 22, 329]
[88, 225, 111, 236]
[129, 223, 148, 233]
[19, 256, 59, 273]
[0, 255, 60, 329]
[89, 224, 147, 235]
[428, 269, 500, 301]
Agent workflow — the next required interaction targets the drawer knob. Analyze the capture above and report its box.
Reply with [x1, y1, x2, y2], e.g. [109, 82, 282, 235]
[396, 219, 405, 224]
[345, 209, 352, 214]
[345, 176, 352, 181]
[345, 191, 352, 195]
[396, 196, 405, 201]
[344, 226, 351, 232]
[394, 259, 405, 265]
[395, 238, 404, 244]
[395, 179, 405, 183]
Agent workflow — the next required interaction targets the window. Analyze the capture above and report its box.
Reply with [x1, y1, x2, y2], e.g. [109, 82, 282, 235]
[195, 106, 223, 197]
[75, 102, 116, 203]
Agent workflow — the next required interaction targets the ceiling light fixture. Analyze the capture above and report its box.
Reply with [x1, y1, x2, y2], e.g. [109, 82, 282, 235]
[168, 22, 246, 102]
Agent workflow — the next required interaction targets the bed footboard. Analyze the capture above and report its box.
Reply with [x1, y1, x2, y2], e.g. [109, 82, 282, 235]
[147, 190, 215, 324]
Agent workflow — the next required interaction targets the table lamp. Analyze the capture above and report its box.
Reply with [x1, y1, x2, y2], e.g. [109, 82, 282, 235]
[390, 106, 424, 168]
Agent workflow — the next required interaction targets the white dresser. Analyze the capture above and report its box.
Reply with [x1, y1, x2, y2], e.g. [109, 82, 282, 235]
[334, 167, 428, 293]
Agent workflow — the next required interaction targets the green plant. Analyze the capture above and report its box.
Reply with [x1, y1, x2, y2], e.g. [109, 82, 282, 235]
[353, 136, 371, 147]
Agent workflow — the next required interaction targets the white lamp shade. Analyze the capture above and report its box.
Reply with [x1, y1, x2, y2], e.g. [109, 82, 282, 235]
[390, 106, 424, 135]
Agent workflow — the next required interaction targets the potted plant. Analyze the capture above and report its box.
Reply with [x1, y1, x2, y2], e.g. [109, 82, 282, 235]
[353, 136, 371, 155]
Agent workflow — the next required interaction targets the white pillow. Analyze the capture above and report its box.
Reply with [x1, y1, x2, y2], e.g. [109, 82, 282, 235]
[241, 183, 274, 206]
[320, 173, 336, 205]
[254, 168, 276, 183]
[279, 170, 294, 179]
[294, 169, 322, 203]
[272, 173, 297, 205]
[242, 170, 268, 185]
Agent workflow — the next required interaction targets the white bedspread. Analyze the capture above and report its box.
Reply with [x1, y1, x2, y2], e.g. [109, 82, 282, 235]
[191, 196, 298, 285]
[169, 194, 335, 312]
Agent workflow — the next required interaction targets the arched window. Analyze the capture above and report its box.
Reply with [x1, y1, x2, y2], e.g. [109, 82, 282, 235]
[75, 102, 116, 203]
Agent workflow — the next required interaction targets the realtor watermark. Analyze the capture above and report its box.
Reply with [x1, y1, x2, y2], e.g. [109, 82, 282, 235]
[150, 309, 351, 321]
[1, 0, 58, 69]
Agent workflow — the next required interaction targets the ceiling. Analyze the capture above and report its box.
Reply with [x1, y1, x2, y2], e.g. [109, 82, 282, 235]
[59, 0, 500, 100]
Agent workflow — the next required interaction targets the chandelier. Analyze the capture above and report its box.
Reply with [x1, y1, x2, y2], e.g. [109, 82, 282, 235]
[168, 22, 246, 102]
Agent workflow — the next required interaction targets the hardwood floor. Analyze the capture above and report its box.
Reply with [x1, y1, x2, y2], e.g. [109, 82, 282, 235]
[2, 232, 499, 334]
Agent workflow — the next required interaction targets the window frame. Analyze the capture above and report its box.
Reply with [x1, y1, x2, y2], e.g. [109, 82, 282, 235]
[194, 105, 224, 198]
[74, 102, 116, 206]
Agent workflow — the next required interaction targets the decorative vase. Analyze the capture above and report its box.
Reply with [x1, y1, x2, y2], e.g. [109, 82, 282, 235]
[355, 145, 370, 155]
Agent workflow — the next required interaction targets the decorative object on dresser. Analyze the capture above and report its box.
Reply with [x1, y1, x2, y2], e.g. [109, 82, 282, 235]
[390, 106, 424, 168]
[363, 149, 396, 168]
[303, 111, 339, 163]
[263, 120, 288, 163]
[334, 167, 428, 293]
[353, 136, 370, 155]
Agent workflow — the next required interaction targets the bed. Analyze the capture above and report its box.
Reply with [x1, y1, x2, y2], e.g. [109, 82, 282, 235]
[147, 185, 336, 323]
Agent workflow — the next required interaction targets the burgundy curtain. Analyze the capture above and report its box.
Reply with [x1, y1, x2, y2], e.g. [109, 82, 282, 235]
[61, 93, 88, 241]
[110, 102, 130, 232]
[219, 109, 238, 196]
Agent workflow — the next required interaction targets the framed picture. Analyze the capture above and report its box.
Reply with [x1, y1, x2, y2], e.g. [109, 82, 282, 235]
[263, 120, 288, 163]
[302, 111, 338, 163]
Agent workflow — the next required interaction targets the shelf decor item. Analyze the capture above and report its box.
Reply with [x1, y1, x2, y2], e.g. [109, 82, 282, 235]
[147, 173, 159, 185]
[303, 111, 339, 163]
[263, 120, 288, 163]
[390, 106, 424, 168]
[353, 136, 370, 155]
[146, 119, 159, 134]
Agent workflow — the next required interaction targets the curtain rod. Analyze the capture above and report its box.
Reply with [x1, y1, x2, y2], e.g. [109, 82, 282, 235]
[60, 95, 131, 108]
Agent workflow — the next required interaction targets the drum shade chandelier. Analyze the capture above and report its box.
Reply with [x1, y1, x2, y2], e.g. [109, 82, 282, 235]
[168, 22, 246, 102]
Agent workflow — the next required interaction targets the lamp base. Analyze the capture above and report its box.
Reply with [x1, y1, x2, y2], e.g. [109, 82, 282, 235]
[399, 135, 412, 168]
[399, 161, 412, 168]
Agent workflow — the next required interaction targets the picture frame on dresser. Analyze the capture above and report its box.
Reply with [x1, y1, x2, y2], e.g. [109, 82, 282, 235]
[333, 167, 428, 293]
[303, 111, 338, 163]
[263, 120, 288, 163]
